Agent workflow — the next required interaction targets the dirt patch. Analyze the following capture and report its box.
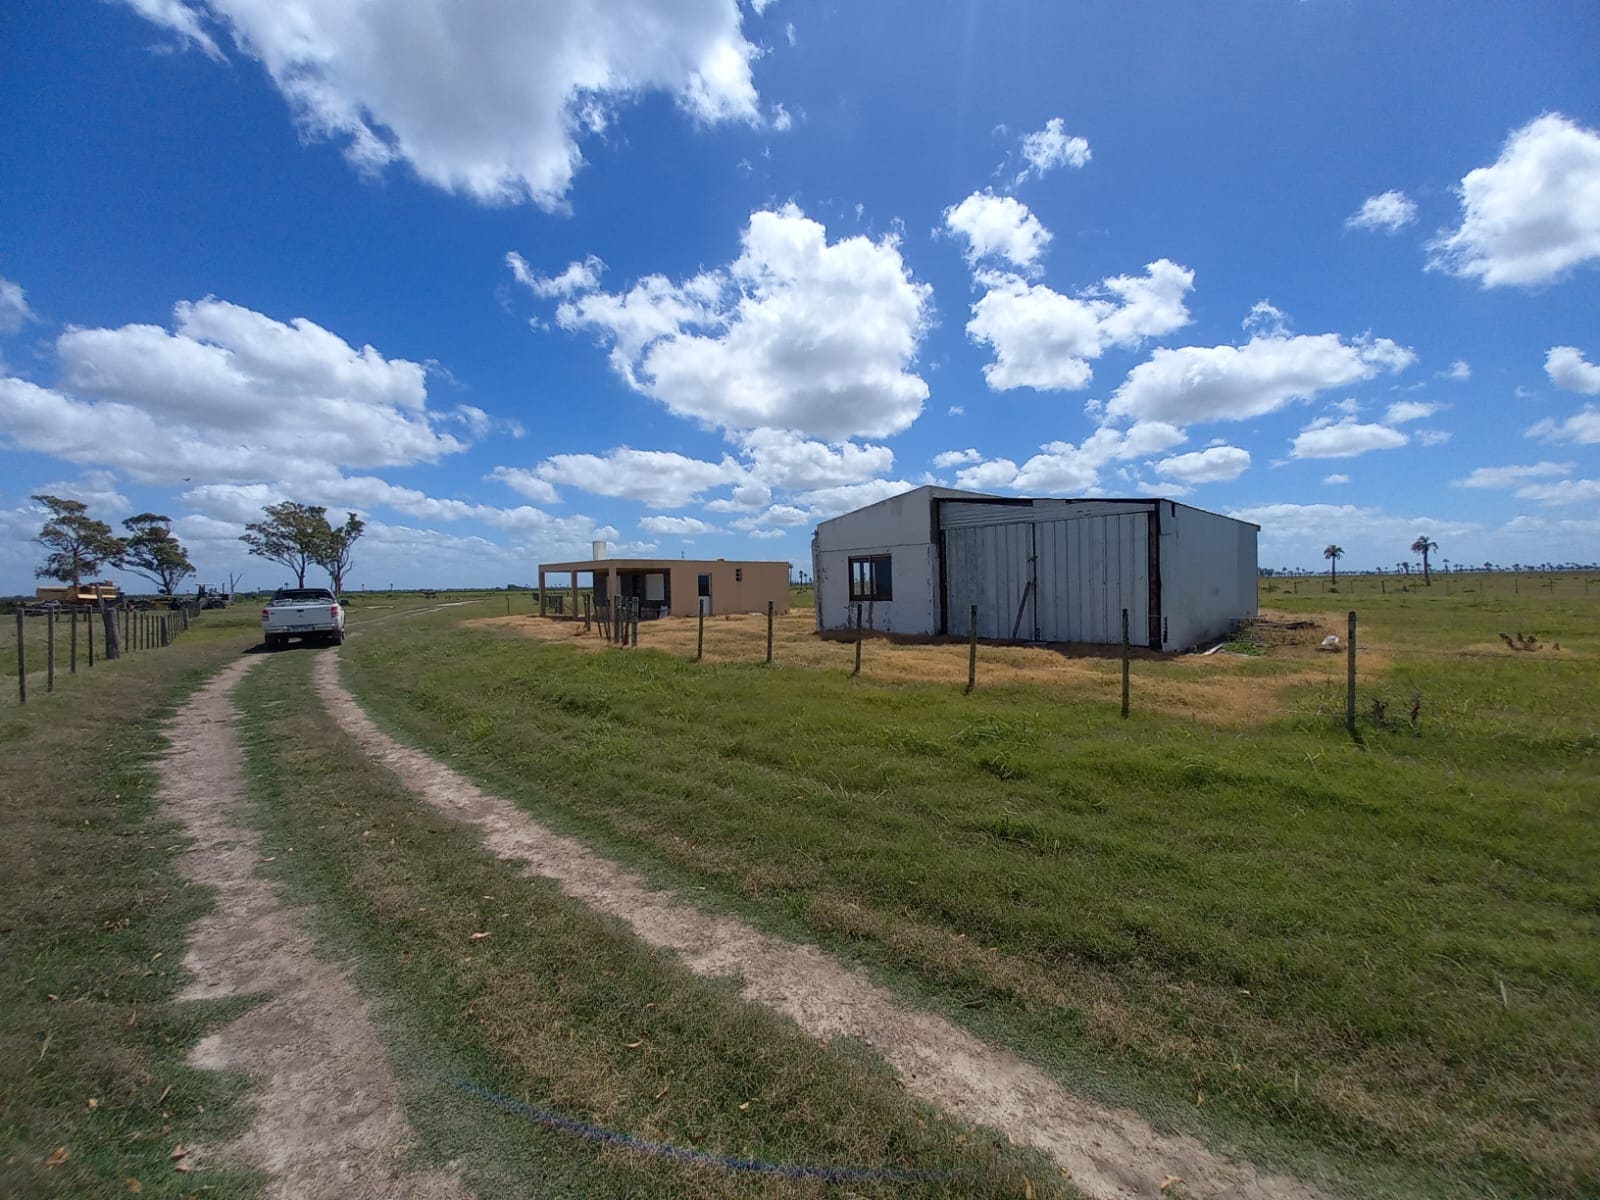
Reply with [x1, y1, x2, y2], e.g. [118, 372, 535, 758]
[315, 652, 1332, 1200]
[159, 656, 469, 1200]
[463, 609, 1384, 728]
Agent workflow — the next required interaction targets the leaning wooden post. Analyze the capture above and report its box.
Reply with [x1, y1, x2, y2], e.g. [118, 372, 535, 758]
[14, 610, 25, 705]
[696, 603, 705, 662]
[47, 611, 56, 693]
[966, 602, 978, 693]
[765, 599, 774, 664]
[70, 609, 78, 674]
[633, 597, 641, 647]
[1120, 608, 1130, 719]
[853, 604, 863, 677]
[99, 597, 119, 661]
[1346, 610, 1357, 737]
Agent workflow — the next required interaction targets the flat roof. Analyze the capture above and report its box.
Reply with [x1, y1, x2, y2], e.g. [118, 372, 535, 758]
[537, 557, 789, 572]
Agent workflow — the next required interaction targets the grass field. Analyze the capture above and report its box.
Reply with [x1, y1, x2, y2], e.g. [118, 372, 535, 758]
[337, 575, 1600, 1199]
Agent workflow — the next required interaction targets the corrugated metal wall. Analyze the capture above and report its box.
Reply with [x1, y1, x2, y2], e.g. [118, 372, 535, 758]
[946, 511, 1149, 643]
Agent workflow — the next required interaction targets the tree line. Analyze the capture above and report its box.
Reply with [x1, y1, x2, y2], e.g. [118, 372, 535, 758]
[31, 495, 364, 597]
[1322, 536, 1440, 586]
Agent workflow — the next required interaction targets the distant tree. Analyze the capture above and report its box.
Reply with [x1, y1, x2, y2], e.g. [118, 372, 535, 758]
[241, 501, 331, 588]
[121, 513, 195, 595]
[1398, 561, 1410, 575]
[1411, 535, 1439, 585]
[1323, 543, 1344, 585]
[31, 494, 124, 589]
[314, 511, 365, 595]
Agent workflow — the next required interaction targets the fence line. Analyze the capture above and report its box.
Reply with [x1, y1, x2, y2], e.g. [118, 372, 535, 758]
[10, 599, 203, 705]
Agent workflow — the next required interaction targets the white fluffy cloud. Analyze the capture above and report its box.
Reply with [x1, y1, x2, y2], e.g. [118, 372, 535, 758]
[1290, 418, 1409, 459]
[640, 514, 719, 536]
[793, 478, 918, 519]
[1323, 474, 1350, 485]
[0, 299, 467, 485]
[1014, 117, 1090, 183]
[0, 274, 34, 334]
[1107, 330, 1414, 424]
[942, 192, 1052, 271]
[32, 470, 131, 515]
[487, 466, 562, 505]
[1430, 114, 1600, 287]
[932, 448, 983, 468]
[1515, 479, 1600, 505]
[957, 421, 1186, 495]
[1545, 346, 1600, 394]
[735, 427, 893, 490]
[126, 0, 763, 208]
[554, 205, 932, 438]
[1440, 359, 1471, 382]
[1228, 502, 1473, 547]
[1525, 406, 1600, 446]
[1383, 399, 1442, 424]
[1346, 190, 1417, 233]
[1152, 445, 1251, 484]
[533, 447, 743, 508]
[1455, 462, 1573, 489]
[966, 259, 1195, 392]
[506, 253, 605, 298]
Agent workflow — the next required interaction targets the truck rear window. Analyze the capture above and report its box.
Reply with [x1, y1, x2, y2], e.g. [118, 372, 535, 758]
[272, 590, 336, 603]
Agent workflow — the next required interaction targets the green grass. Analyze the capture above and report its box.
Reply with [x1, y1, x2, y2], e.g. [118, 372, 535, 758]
[233, 650, 1066, 1198]
[0, 622, 263, 1198]
[336, 582, 1600, 1199]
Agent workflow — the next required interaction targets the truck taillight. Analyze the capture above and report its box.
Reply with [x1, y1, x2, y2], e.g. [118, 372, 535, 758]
[261, 608, 270, 621]
[330, 605, 340, 617]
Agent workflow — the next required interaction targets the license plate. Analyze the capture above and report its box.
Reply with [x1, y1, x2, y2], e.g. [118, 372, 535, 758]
[287, 624, 314, 632]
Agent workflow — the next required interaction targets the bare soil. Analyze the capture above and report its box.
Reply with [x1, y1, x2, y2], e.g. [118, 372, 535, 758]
[315, 652, 1333, 1200]
[159, 656, 470, 1200]
[465, 608, 1383, 727]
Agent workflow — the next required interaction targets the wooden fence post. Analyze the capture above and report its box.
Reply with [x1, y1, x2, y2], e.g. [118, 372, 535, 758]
[966, 603, 978, 693]
[766, 599, 774, 664]
[47, 611, 55, 693]
[1346, 610, 1357, 737]
[696, 603, 705, 661]
[853, 604, 863, 677]
[14, 610, 25, 705]
[99, 598, 119, 661]
[1120, 608, 1130, 718]
[88, 608, 95, 667]
[70, 609, 78, 674]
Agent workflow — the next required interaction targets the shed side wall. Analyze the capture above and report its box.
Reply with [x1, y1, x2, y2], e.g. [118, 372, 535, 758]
[1158, 504, 1259, 649]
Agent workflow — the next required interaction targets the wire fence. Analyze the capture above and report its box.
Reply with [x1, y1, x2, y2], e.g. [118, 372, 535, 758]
[9, 600, 203, 705]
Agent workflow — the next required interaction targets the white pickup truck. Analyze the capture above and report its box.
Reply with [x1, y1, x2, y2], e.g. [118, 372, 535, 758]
[261, 587, 345, 649]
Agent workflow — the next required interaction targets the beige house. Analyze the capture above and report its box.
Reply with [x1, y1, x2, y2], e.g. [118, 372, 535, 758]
[536, 555, 790, 619]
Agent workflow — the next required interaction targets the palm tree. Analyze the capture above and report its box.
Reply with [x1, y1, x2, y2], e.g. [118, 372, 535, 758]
[1411, 536, 1439, 585]
[1323, 544, 1344, 586]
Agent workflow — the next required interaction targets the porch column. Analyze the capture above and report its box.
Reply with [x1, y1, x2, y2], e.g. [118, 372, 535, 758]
[570, 572, 579, 618]
[538, 569, 547, 616]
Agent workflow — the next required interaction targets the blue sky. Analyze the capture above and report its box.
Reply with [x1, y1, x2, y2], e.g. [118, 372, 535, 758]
[2, 1, 1597, 592]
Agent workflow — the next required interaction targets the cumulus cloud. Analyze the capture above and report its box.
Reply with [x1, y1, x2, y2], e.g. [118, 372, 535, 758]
[793, 478, 918, 519]
[942, 192, 1052, 271]
[1383, 399, 1442, 424]
[957, 422, 1185, 495]
[0, 274, 34, 334]
[1014, 117, 1090, 183]
[1515, 479, 1600, 505]
[0, 299, 467, 486]
[553, 205, 932, 438]
[1106, 330, 1414, 424]
[1152, 445, 1250, 484]
[1227, 502, 1473, 546]
[1454, 462, 1573, 489]
[533, 447, 743, 508]
[487, 466, 562, 505]
[640, 514, 719, 535]
[1545, 345, 1600, 394]
[932, 448, 983, 468]
[506, 252, 605, 298]
[1323, 473, 1350, 485]
[966, 259, 1195, 392]
[734, 427, 893, 491]
[124, 0, 764, 208]
[1525, 406, 1600, 445]
[1440, 359, 1471, 382]
[1346, 190, 1417, 233]
[32, 470, 130, 514]
[1429, 113, 1600, 287]
[1290, 418, 1409, 459]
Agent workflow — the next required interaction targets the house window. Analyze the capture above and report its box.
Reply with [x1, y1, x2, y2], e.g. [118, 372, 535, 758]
[848, 554, 893, 601]
[735, 567, 743, 582]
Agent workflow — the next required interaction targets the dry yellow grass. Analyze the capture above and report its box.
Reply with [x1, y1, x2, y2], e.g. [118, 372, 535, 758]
[463, 607, 1387, 727]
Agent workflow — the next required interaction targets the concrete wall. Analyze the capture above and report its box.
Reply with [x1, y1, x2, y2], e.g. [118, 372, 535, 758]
[665, 561, 789, 617]
[1157, 502, 1259, 649]
[813, 488, 941, 634]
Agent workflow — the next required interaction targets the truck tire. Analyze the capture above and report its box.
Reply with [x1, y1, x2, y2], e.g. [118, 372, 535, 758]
[330, 630, 345, 646]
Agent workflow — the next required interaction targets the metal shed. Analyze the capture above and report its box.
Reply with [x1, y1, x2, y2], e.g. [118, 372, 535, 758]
[812, 486, 1258, 651]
